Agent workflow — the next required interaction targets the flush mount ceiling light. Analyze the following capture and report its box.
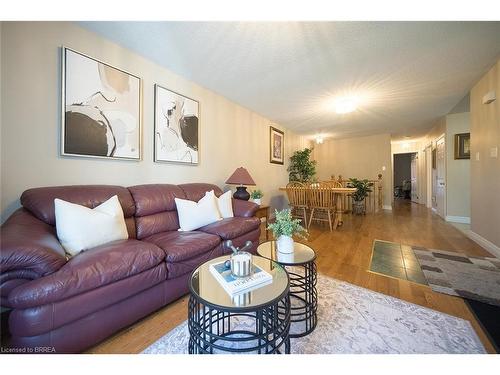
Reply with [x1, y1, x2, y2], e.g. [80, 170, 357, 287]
[334, 95, 359, 114]
[315, 134, 324, 144]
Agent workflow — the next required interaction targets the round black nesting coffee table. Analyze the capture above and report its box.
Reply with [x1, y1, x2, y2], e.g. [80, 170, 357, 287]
[257, 241, 317, 338]
[188, 255, 290, 354]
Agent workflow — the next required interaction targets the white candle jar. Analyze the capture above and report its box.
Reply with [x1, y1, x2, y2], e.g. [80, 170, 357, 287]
[230, 251, 253, 278]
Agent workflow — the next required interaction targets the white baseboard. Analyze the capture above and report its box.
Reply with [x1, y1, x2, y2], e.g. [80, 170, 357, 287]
[382, 205, 392, 210]
[445, 215, 471, 224]
[463, 230, 500, 258]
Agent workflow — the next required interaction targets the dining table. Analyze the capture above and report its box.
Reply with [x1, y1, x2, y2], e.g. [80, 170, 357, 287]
[279, 186, 357, 229]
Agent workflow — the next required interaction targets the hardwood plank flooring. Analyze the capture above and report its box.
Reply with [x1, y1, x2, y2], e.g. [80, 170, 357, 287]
[88, 200, 495, 354]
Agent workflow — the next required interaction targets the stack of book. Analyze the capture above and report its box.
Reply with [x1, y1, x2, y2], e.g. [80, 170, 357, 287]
[209, 260, 272, 296]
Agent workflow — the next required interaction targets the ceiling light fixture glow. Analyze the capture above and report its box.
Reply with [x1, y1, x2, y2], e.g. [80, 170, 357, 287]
[315, 134, 324, 144]
[334, 96, 359, 114]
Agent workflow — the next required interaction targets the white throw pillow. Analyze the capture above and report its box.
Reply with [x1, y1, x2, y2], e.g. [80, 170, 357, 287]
[175, 191, 222, 231]
[54, 195, 129, 256]
[209, 190, 234, 219]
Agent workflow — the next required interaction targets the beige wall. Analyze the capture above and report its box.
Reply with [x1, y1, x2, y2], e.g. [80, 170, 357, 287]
[416, 113, 471, 219]
[312, 133, 393, 208]
[391, 140, 422, 155]
[470, 59, 500, 247]
[423, 117, 446, 145]
[449, 93, 470, 114]
[0, 22, 307, 221]
[445, 112, 471, 219]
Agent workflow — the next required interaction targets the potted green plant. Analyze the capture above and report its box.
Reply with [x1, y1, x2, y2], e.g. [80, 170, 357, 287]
[287, 148, 317, 183]
[250, 189, 263, 205]
[267, 209, 307, 253]
[347, 178, 374, 215]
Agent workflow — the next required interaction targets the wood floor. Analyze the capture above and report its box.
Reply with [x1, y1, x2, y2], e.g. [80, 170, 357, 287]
[88, 200, 496, 354]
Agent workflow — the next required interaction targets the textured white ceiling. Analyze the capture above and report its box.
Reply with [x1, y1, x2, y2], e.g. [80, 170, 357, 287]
[79, 21, 500, 140]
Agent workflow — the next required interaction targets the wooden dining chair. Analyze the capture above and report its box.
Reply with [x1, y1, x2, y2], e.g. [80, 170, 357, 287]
[320, 180, 343, 188]
[285, 182, 308, 226]
[307, 185, 336, 231]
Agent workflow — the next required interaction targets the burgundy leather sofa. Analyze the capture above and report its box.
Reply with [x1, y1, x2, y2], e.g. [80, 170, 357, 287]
[0, 183, 260, 353]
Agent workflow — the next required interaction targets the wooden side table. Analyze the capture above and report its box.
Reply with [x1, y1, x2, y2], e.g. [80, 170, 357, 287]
[254, 205, 270, 240]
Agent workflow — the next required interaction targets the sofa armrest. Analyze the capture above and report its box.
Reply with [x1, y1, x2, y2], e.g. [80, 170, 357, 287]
[232, 199, 259, 218]
[1, 209, 67, 279]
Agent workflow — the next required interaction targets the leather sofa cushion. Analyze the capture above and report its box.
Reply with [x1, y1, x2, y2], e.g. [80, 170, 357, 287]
[143, 231, 221, 263]
[232, 199, 259, 218]
[166, 245, 220, 279]
[20, 185, 136, 225]
[9, 275, 190, 353]
[0, 209, 67, 277]
[199, 217, 261, 240]
[178, 183, 223, 202]
[219, 227, 260, 255]
[129, 184, 186, 239]
[9, 264, 167, 337]
[128, 184, 186, 216]
[8, 239, 166, 309]
[135, 211, 180, 240]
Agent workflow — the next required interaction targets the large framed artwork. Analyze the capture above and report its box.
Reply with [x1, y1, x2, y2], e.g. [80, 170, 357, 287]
[269, 126, 284, 165]
[62, 47, 142, 160]
[154, 84, 199, 165]
[454, 133, 470, 159]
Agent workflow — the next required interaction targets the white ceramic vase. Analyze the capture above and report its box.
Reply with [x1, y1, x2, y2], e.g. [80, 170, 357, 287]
[251, 198, 262, 206]
[277, 251, 294, 263]
[277, 235, 294, 253]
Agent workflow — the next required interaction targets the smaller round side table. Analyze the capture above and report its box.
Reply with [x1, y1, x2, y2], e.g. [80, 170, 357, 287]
[257, 241, 317, 338]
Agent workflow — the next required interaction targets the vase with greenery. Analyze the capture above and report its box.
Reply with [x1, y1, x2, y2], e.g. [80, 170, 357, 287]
[250, 189, 263, 205]
[347, 178, 374, 215]
[287, 148, 317, 183]
[267, 209, 307, 253]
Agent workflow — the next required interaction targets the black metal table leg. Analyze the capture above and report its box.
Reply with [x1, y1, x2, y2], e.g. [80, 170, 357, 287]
[188, 292, 290, 354]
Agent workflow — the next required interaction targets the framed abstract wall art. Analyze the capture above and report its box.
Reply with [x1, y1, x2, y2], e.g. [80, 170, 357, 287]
[454, 133, 470, 159]
[269, 126, 284, 165]
[62, 47, 142, 160]
[154, 84, 199, 165]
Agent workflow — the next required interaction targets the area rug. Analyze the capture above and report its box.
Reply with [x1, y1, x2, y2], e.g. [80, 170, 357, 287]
[143, 275, 485, 354]
[412, 248, 500, 306]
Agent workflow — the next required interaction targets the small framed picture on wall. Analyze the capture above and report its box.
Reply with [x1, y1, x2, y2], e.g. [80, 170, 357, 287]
[269, 126, 284, 165]
[454, 133, 470, 159]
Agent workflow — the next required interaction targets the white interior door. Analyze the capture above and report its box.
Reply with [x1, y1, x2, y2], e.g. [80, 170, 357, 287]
[410, 153, 418, 203]
[425, 146, 432, 208]
[436, 136, 446, 218]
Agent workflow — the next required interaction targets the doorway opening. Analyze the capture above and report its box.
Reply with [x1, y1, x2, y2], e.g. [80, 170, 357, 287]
[393, 152, 418, 203]
[433, 135, 446, 218]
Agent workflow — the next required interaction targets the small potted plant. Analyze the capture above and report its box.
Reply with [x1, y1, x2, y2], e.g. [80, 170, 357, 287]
[267, 209, 307, 253]
[250, 189, 263, 205]
[347, 178, 373, 215]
